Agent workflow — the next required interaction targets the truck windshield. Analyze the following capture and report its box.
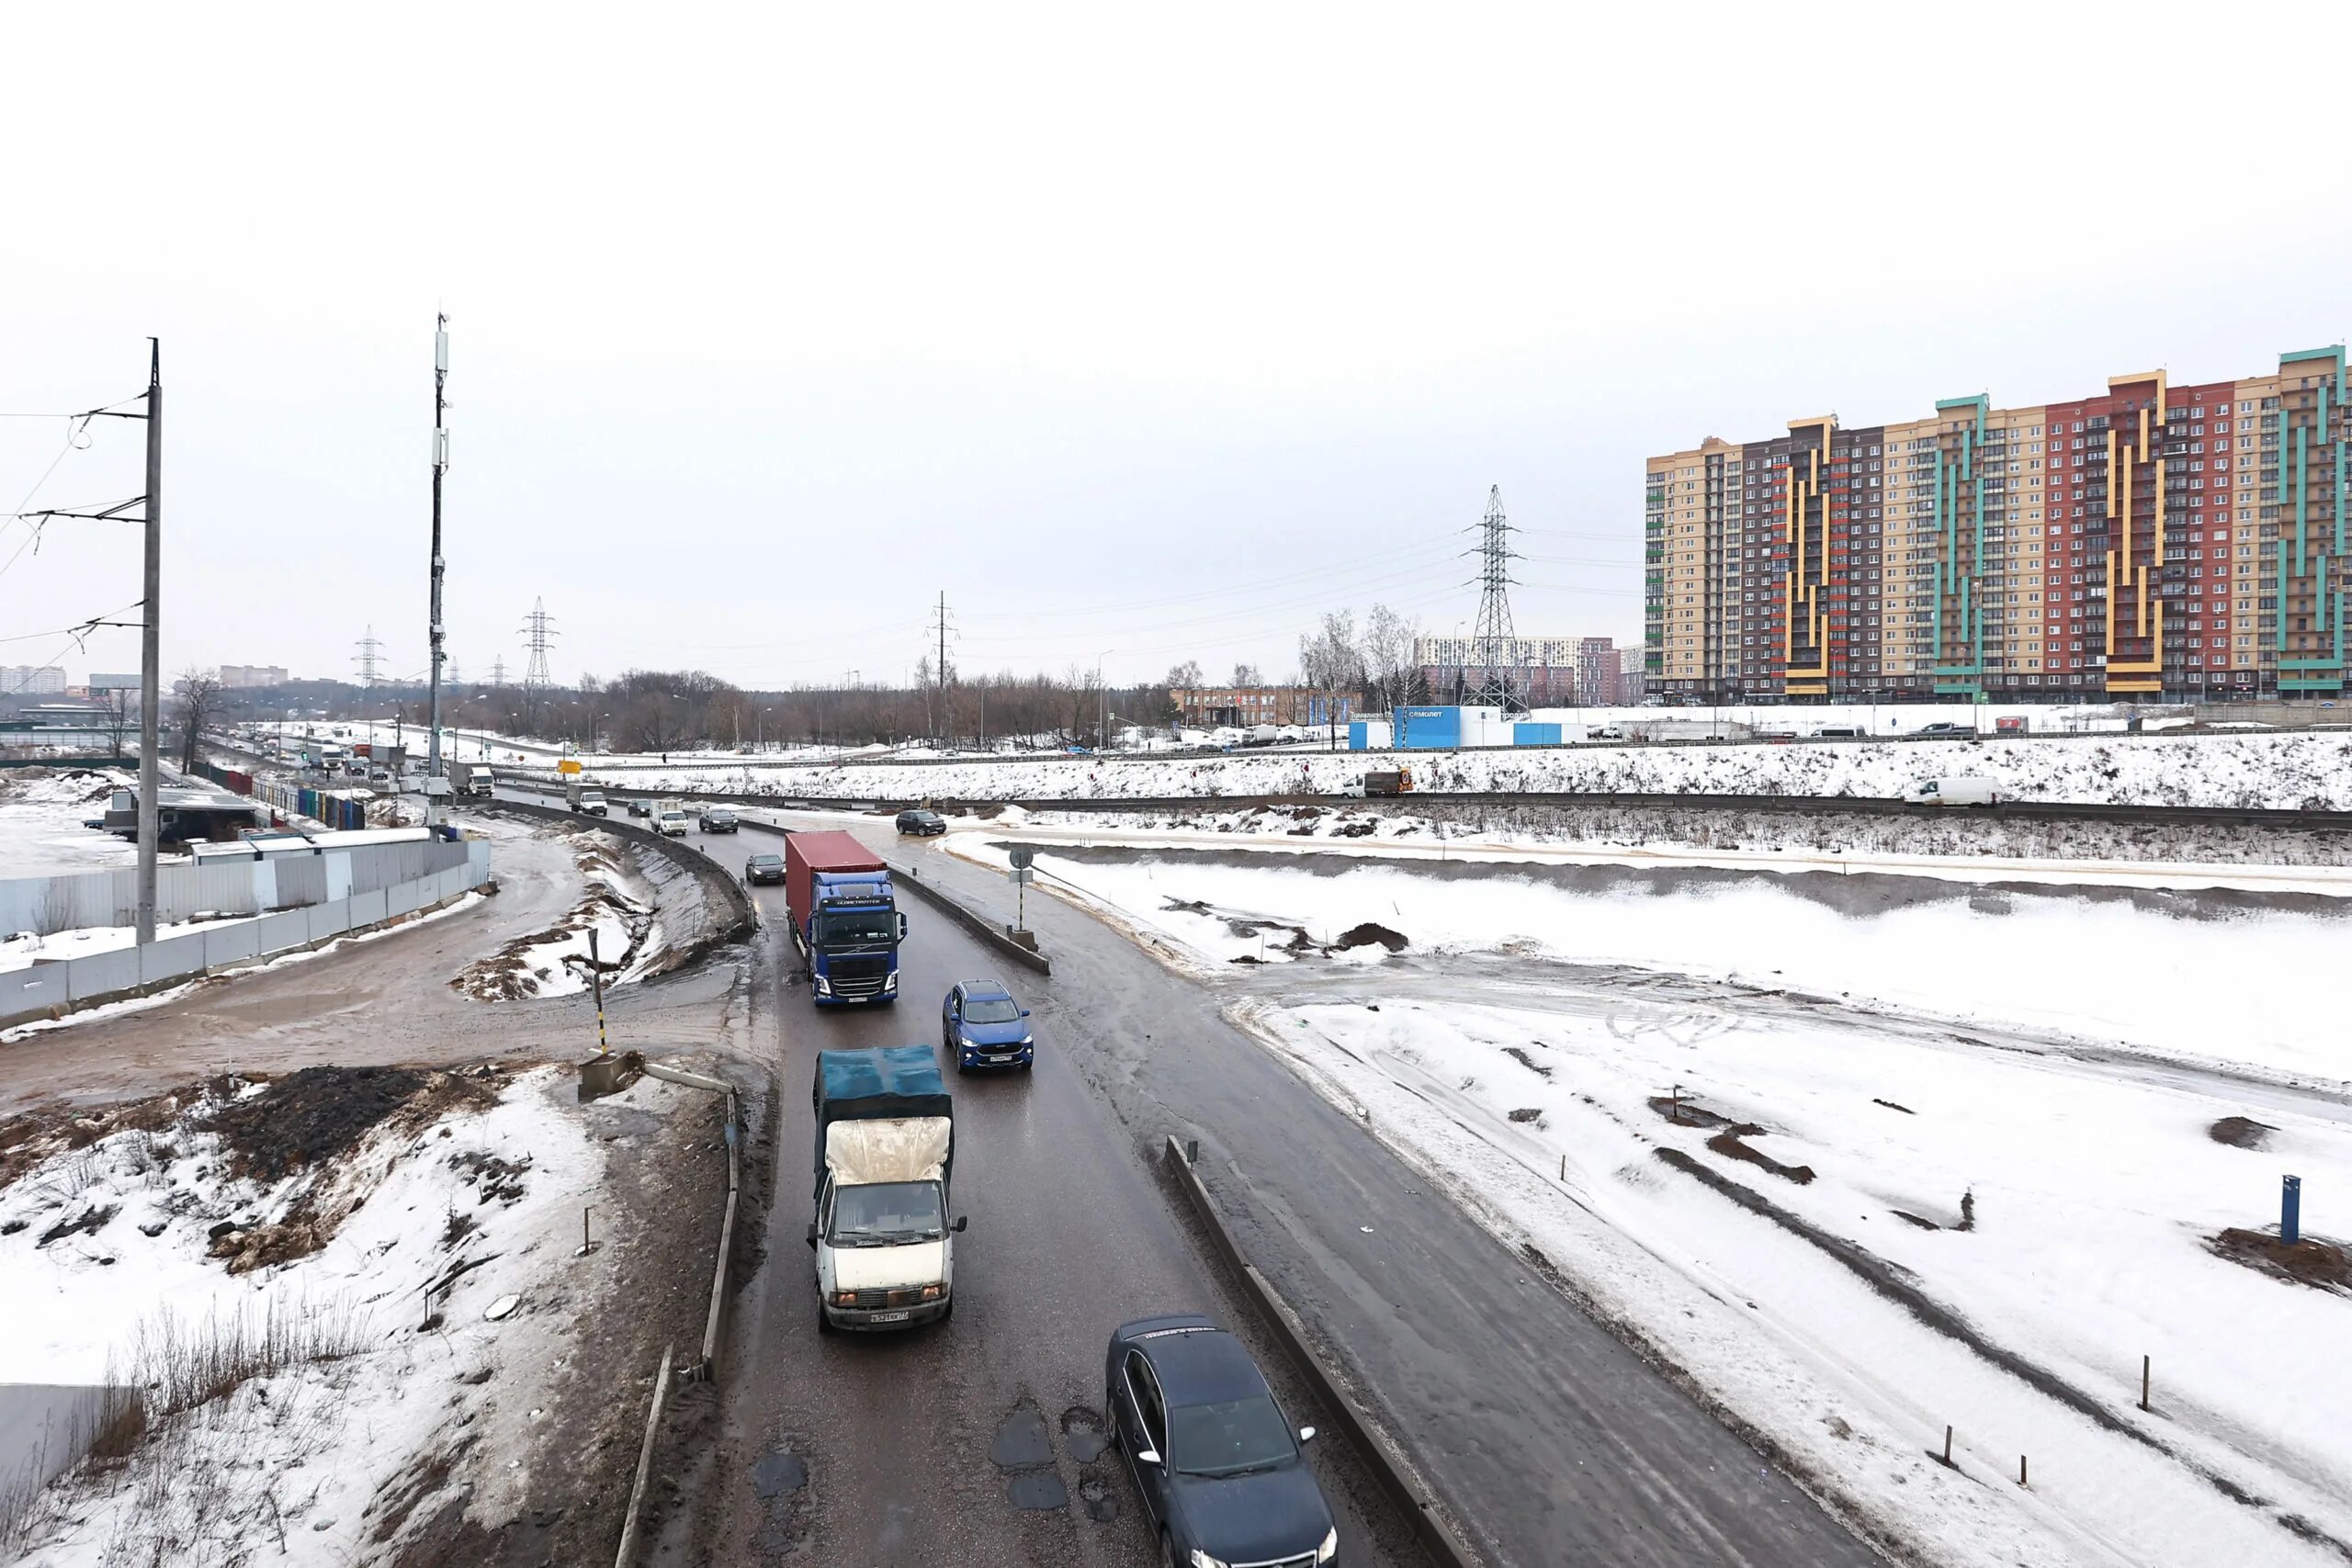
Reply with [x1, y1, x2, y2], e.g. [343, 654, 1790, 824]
[819, 910, 897, 948]
[828, 1181, 944, 1245]
[1169, 1395, 1295, 1476]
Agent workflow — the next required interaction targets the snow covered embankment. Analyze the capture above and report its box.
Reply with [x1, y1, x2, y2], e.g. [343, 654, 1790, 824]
[0, 1064, 600, 1566]
[452, 829, 675, 1000]
[582, 730, 2352, 812]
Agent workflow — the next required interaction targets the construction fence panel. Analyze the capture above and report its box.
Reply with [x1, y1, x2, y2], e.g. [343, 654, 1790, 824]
[384, 880, 423, 918]
[140, 932, 207, 987]
[307, 900, 350, 944]
[201, 920, 262, 968]
[348, 888, 387, 927]
[66, 947, 140, 1002]
[3, 966, 71, 1020]
[249, 909, 311, 958]
[271, 856, 329, 909]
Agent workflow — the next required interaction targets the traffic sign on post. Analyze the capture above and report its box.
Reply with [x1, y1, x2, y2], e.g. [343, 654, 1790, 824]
[1008, 846, 1035, 869]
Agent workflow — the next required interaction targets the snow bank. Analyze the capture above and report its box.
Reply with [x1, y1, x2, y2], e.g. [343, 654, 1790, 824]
[1016, 848, 2352, 1089]
[564, 730, 2352, 812]
[1254, 998, 2352, 1568]
[2, 1066, 603, 1564]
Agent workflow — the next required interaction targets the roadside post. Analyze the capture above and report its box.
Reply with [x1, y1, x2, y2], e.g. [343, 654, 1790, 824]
[580, 928, 627, 1096]
[2282, 1174, 2302, 1245]
[1008, 845, 1035, 933]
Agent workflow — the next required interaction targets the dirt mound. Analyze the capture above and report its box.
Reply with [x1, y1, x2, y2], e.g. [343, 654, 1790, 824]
[1333, 921, 1408, 952]
[2209, 1116, 2277, 1149]
[203, 1066, 494, 1181]
[2208, 1227, 2349, 1292]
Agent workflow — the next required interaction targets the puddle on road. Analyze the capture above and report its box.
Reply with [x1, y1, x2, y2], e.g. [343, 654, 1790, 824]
[989, 1406, 1055, 1469]
[1060, 1406, 1108, 1465]
[752, 1450, 808, 1499]
[1008, 1472, 1069, 1510]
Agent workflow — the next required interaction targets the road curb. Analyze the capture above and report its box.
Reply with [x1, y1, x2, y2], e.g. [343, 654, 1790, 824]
[1161, 1135, 1482, 1568]
[640, 1062, 744, 1382]
[612, 1343, 673, 1568]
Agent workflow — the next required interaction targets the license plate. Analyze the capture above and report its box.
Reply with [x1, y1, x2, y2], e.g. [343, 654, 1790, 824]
[872, 1309, 910, 1323]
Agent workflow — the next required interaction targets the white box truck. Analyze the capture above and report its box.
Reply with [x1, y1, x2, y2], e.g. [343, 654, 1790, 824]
[1905, 775, 2001, 807]
[808, 1047, 965, 1332]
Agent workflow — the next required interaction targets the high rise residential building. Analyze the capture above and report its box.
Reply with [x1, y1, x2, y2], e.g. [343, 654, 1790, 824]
[219, 664, 289, 689]
[1413, 635, 1599, 705]
[1613, 646, 1647, 706]
[1645, 346, 2348, 703]
[0, 665, 67, 695]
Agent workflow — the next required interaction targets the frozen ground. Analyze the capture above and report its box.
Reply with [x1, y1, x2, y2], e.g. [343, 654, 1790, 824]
[0, 770, 135, 879]
[0, 1065, 604, 1565]
[981, 841, 2352, 1568]
[562, 729, 2352, 812]
[450, 829, 666, 1001]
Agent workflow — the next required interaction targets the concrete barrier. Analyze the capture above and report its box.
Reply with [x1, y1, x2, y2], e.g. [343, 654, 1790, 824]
[141, 932, 206, 987]
[888, 858, 1050, 976]
[201, 920, 261, 968]
[65, 947, 138, 1003]
[4, 966, 71, 1019]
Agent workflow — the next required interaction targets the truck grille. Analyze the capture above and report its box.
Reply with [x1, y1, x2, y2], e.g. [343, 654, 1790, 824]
[847, 1286, 929, 1307]
[827, 956, 889, 999]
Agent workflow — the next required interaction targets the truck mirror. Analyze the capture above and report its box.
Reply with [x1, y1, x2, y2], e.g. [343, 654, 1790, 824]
[898, 913, 909, 941]
[952, 1215, 968, 1234]
[805, 1223, 819, 1248]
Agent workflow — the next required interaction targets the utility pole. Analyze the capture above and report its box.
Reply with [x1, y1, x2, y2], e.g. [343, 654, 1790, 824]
[426, 315, 449, 824]
[137, 341, 163, 945]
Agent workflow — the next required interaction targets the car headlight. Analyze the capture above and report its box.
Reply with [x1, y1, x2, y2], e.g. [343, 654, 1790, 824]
[1188, 1552, 1230, 1568]
[919, 1283, 942, 1301]
[1317, 1526, 1338, 1563]
[1018, 1035, 1033, 1048]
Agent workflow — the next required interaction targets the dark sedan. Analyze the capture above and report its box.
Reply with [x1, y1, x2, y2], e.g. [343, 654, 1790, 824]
[744, 853, 785, 886]
[1105, 1314, 1336, 1568]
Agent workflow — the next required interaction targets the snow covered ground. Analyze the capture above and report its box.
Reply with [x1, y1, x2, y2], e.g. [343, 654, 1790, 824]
[0, 1066, 603, 1565]
[0, 770, 134, 879]
[555, 728, 2352, 812]
[450, 829, 665, 1001]
[982, 842, 2352, 1567]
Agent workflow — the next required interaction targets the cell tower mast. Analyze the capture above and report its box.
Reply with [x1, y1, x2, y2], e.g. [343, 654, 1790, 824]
[1466, 485, 1521, 712]
[426, 316, 450, 822]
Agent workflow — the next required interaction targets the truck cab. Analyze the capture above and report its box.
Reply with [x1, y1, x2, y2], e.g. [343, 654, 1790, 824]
[810, 1046, 965, 1332]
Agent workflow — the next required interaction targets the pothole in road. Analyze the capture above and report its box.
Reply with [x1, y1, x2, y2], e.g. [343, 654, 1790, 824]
[1077, 1474, 1117, 1522]
[989, 1404, 1055, 1469]
[752, 1450, 808, 1499]
[1059, 1405, 1107, 1465]
[1008, 1472, 1069, 1510]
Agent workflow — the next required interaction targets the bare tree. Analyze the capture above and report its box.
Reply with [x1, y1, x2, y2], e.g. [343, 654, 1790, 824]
[1360, 602, 1421, 745]
[1296, 611, 1364, 751]
[1164, 659, 1203, 690]
[172, 668, 225, 773]
[1230, 662, 1261, 688]
[101, 684, 134, 759]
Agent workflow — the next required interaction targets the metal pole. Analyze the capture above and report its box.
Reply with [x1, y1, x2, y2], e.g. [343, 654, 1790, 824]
[426, 317, 448, 826]
[589, 926, 609, 1057]
[2282, 1174, 2302, 1246]
[135, 340, 162, 946]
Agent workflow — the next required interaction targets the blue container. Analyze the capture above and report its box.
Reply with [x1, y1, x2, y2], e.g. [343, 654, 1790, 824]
[1396, 706, 1460, 749]
[1513, 722, 1563, 746]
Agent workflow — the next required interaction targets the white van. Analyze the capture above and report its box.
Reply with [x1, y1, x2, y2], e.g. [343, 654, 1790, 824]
[1905, 775, 2001, 807]
[652, 803, 692, 837]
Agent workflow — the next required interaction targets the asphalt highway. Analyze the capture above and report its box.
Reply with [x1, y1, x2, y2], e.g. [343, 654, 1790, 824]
[665, 826, 1424, 1567]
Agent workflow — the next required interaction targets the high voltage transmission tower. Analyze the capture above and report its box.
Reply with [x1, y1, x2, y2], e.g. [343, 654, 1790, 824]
[521, 598, 557, 694]
[926, 590, 957, 743]
[490, 655, 508, 687]
[1465, 485, 1522, 712]
[354, 625, 386, 688]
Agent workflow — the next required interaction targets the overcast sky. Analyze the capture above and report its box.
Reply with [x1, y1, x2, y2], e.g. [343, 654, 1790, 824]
[5, 5, 2347, 694]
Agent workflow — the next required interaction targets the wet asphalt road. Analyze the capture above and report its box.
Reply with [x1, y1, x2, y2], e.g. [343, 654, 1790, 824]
[667, 825, 1424, 1567]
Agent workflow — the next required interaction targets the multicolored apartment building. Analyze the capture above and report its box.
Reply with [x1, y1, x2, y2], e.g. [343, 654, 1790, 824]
[1644, 346, 2349, 702]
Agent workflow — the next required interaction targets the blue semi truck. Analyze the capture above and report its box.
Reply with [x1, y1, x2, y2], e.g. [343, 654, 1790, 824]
[785, 829, 907, 1004]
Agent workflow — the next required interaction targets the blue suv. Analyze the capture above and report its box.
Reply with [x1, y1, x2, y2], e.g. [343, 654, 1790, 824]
[1105, 1314, 1338, 1567]
[941, 979, 1034, 1072]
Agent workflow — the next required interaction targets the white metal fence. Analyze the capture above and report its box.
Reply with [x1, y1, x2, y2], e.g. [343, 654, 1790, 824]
[0, 840, 490, 1028]
[0, 838, 475, 940]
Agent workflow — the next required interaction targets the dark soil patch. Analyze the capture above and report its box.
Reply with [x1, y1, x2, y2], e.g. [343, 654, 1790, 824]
[1645, 1094, 1736, 1130]
[204, 1066, 495, 1181]
[1705, 1126, 1816, 1185]
[1332, 920, 1408, 952]
[1891, 1211, 1941, 1230]
[1507, 1108, 1544, 1126]
[2209, 1116, 2277, 1150]
[1502, 1046, 1553, 1078]
[1331, 820, 1376, 839]
[2208, 1227, 2351, 1292]
[1871, 1098, 1915, 1115]
[38, 1201, 119, 1247]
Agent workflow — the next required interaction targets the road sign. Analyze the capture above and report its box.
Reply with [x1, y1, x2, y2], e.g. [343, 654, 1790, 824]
[1008, 846, 1035, 869]
[558, 759, 583, 776]
[1007, 867, 1035, 885]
